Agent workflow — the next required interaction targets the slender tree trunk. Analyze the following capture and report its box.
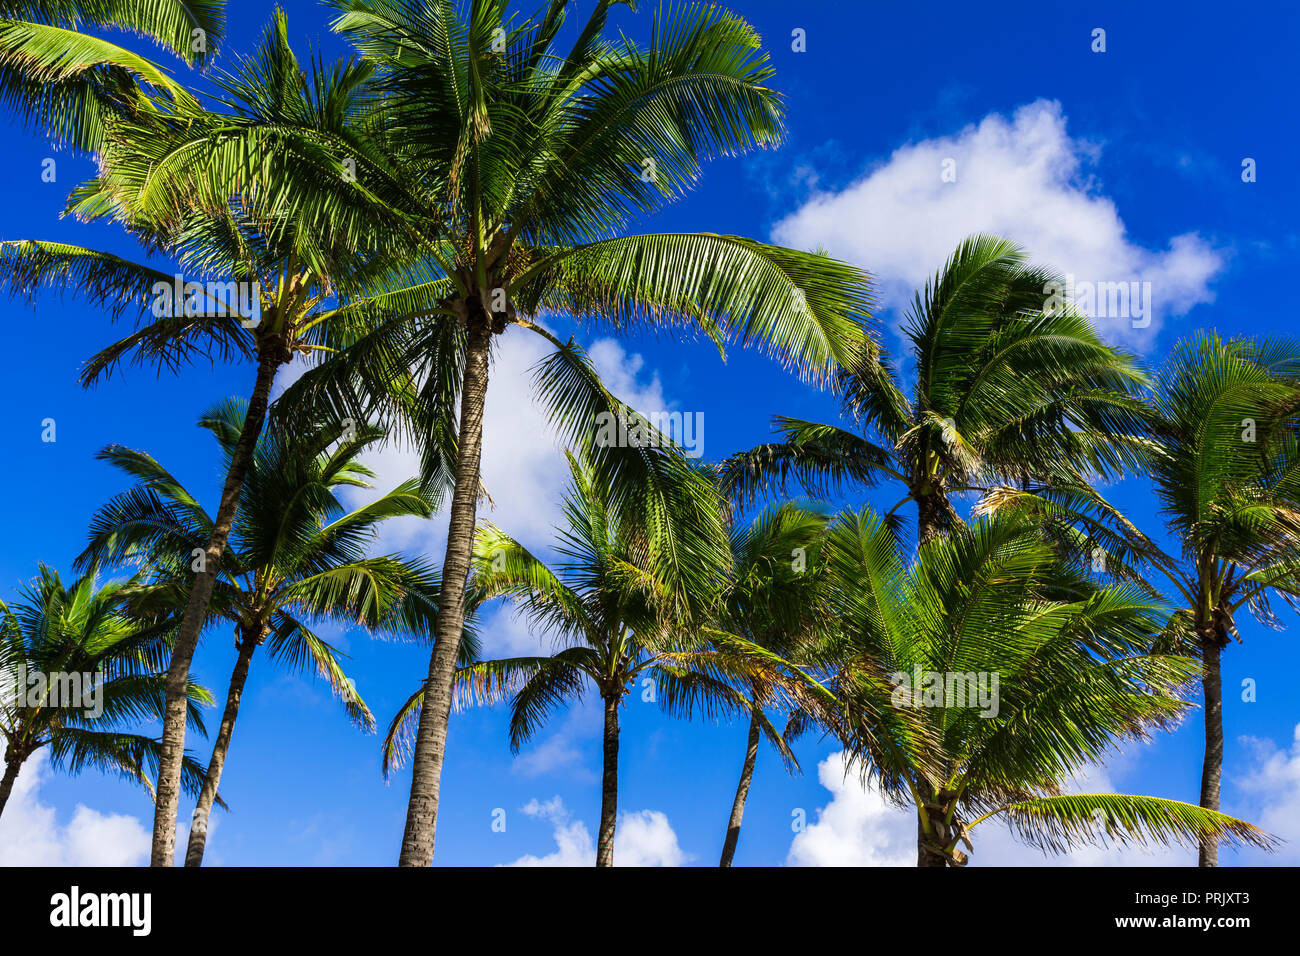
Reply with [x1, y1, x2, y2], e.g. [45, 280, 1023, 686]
[719, 709, 762, 867]
[1198, 622, 1225, 867]
[0, 756, 23, 819]
[597, 692, 620, 867]
[184, 630, 259, 867]
[916, 486, 950, 866]
[150, 344, 281, 867]
[398, 311, 493, 866]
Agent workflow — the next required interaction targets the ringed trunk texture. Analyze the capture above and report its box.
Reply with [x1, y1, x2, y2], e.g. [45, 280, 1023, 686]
[184, 631, 259, 867]
[916, 491, 944, 546]
[719, 709, 762, 867]
[1198, 625, 1225, 868]
[597, 693, 620, 867]
[150, 345, 281, 867]
[0, 756, 22, 819]
[915, 779, 951, 867]
[397, 313, 492, 866]
[916, 814, 950, 867]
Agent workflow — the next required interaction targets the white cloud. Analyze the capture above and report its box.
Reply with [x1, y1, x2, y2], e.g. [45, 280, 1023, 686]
[585, 338, 668, 414]
[0, 752, 151, 866]
[511, 732, 586, 779]
[505, 795, 689, 867]
[772, 99, 1224, 343]
[348, 331, 674, 560]
[1233, 721, 1300, 864]
[786, 752, 915, 867]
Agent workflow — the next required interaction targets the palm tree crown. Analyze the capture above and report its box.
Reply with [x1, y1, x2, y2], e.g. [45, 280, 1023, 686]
[0, 0, 225, 153]
[981, 331, 1300, 865]
[722, 235, 1148, 542]
[79, 398, 443, 864]
[0, 563, 213, 816]
[823, 506, 1277, 866]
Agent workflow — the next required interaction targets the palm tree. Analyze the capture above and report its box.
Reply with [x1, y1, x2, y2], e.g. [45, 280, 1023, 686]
[713, 500, 833, 867]
[721, 235, 1148, 543]
[79, 398, 442, 866]
[313, 0, 876, 866]
[0, 564, 213, 818]
[385, 448, 806, 866]
[17, 0, 875, 866]
[823, 505, 1278, 866]
[979, 332, 1300, 865]
[0, 0, 225, 153]
[0, 9, 456, 864]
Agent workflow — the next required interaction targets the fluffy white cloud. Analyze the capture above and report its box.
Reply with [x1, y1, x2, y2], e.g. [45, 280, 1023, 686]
[787, 752, 917, 867]
[348, 331, 672, 560]
[0, 752, 151, 866]
[772, 100, 1224, 343]
[505, 795, 689, 866]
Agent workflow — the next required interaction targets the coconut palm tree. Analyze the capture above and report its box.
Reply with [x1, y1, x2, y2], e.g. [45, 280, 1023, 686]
[979, 332, 1300, 865]
[0, 9, 458, 865]
[78, 398, 443, 866]
[0, 563, 213, 818]
[314, 0, 876, 866]
[385, 445, 816, 866]
[21, 0, 875, 866]
[720, 235, 1149, 544]
[713, 500, 834, 867]
[0, 0, 225, 153]
[823, 505, 1278, 866]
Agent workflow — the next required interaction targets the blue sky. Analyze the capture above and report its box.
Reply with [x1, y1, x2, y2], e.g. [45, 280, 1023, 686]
[2, 0, 1299, 866]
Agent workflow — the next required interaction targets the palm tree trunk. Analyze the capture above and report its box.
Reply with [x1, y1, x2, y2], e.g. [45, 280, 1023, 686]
[397, 311, 493, 867]
[1198, 624, 1224, 867]
[915, 779, 948, 867]
[597, 692, 620, 867]
[719, 708, 761, 867]
[916, 814, 949, 866]
[0, 756, 22, 819]
[916, 491, 944, 545]
[150, 344, 281, 867]
[184, 631, 259, 867]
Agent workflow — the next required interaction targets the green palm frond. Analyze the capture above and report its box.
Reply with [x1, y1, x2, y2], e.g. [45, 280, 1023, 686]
[264, 617, 374, 731]
[519, 234, 874, 382]
[0, 14, 205, 153]
[990, 793, 1280, 856]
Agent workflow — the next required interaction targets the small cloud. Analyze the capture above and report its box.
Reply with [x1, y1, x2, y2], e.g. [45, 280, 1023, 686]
[504, 796, 689, 866]
[511, 730, 587, 779]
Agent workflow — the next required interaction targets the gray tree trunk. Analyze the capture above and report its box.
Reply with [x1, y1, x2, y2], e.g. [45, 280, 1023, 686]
[916, 490, 944, 546]
[597, 693, 620, 866]
[719, 709, 761, 867]
[398, 311, 492, 866]
[915, 779, 950, 867]
[1198, 623, 1224, 867]
[184, 630, 259, 867]
[150, 345, 281, 866]
[0, 756, 22, 819]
